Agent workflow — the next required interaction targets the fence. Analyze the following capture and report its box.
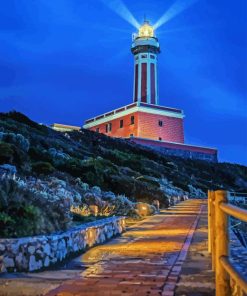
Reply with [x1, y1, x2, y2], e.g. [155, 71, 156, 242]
[208, 190, 247, 296]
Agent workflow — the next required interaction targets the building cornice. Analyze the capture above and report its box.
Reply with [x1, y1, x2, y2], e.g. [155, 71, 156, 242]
[83, 103, 185, 129]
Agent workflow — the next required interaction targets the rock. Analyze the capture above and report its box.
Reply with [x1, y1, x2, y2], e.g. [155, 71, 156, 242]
[100, 233, 106, 243]
[36, 250, 45, 259]
[10, 243, 20, 255]
[44, 256, 50, 267]
[43, 244, 51, 256]
[15, 252, 28, 270]
[0, 263, 7, 273]
[29, 255, 42, 271]
[15, 253, 23, 268]
[3, 257, 15, 268]
[28, 245, 36, 255]
[51, 257, 57, 264]
[0, 244, 5, 252]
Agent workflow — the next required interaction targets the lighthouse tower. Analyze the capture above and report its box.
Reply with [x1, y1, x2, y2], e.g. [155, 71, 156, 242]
[82, 21, 218, 162]
[131, 21, 160, 105]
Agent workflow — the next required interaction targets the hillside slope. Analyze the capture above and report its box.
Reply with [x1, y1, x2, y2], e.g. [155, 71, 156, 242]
[0, 111, 247, 202]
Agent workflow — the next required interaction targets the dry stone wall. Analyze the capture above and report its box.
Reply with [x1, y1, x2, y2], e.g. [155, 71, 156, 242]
[0, 216, 125, 273]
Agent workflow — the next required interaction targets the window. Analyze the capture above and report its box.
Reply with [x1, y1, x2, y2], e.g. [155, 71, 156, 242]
[105, 123, 112, 133]
[120, 119, 123, 128]
[150, 55, 155, 59]
[135, 56, 139, 60]
[158, 120, 163, 127]
[141, 54, 147, 58]
[159, 137, 162, 141]
[130, 134, 134, 137]
[96, 127, 99, 133]
[130, 116, 135, 125]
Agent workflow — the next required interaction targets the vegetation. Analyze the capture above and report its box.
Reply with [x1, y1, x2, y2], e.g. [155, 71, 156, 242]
[0, 111, 246, 237]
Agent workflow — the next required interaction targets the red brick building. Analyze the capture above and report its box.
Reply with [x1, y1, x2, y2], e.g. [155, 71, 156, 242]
[83, 21, 217, 162]
[84, 102, 184, 143]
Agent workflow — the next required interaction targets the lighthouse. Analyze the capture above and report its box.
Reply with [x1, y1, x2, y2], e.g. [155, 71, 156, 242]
[83, 21, 218, 162]
[132, 21, 160, 105]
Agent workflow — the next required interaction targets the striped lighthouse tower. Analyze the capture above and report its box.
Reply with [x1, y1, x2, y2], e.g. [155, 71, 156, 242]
[131, 21, 160, 105]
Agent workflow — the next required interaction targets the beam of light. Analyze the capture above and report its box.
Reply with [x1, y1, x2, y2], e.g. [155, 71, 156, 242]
[153, 0, 199, 30]
[100, 0, 140, 29]
[157, 24, 202, 35]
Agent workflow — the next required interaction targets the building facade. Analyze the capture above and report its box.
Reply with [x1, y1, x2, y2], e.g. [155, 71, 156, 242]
[83, 21, 217, 162]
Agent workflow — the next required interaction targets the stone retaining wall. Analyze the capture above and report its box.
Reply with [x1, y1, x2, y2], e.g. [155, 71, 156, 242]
[0, 216, 125, 273]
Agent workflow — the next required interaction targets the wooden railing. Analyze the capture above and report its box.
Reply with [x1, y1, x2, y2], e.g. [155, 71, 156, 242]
[208, 190, 247, 296]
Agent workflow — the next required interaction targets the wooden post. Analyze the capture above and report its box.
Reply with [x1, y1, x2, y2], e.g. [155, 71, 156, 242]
[211, 191, 216, 271]
[208, 190, 212, 253]
[215, 190, 230, 296]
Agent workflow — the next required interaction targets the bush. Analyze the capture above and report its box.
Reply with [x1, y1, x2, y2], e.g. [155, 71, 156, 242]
[32, 161, 55, 175]
[0, 132, 30, 152]
[0, 142, 14, 164]
[0, 176, 72, 237]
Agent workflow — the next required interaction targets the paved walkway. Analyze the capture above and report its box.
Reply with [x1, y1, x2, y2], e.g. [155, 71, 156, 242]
[44, 199, 209, 296]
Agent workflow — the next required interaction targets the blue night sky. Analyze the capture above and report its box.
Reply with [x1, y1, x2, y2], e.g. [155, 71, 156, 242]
[0, 0, 246, 165]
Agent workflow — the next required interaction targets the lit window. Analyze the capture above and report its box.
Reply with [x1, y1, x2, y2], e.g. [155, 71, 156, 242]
[96, 127, 99, 133]
[120, 119, 123, 128]
[131, 116, 135, 125]
[158, 120, 163, 127]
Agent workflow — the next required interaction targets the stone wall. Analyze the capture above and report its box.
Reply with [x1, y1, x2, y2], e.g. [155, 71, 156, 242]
[0, 216, 125, 273]
[131, 138, 218, 162]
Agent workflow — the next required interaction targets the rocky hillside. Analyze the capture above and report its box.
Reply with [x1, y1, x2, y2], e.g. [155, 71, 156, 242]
[0, 111, 247, 237]
[1, 111, 247, 198]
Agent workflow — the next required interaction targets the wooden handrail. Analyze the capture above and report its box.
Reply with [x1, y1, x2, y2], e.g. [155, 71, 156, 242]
[220, 256, 247, 294]
[220, 203, 247, 222]
[208, 190, 247, 296]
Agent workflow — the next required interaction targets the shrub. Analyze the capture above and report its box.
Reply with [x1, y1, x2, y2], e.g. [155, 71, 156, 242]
[0, 132, 30, 152]
[0, 111, 46, 132]
[0, 142, 14, 164]
[0, 176, 72, 237]
[32, 161, 55, 175]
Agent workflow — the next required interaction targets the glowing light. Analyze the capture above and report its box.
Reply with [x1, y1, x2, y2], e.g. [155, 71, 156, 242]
[100, 0, 140, 29]
[139, 21, 154, 38]
[153, 0, 199, 30]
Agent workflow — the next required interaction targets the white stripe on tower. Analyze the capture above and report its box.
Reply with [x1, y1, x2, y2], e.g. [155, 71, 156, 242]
[155, 60, 158, 104]
[138, 57, 142, 100]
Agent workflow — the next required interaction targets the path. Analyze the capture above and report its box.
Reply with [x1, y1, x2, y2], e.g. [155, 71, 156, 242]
[44, 199, 212, 296]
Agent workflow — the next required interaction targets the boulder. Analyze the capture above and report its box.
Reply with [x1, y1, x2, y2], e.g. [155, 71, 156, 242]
[0, 244, 5, 253]
[44, 256, 50, 267]
[3, 257, 15, 268]
[28, 245, 36, 255]
[43, 244, 51, 256]
[29, 255, 42, 271]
